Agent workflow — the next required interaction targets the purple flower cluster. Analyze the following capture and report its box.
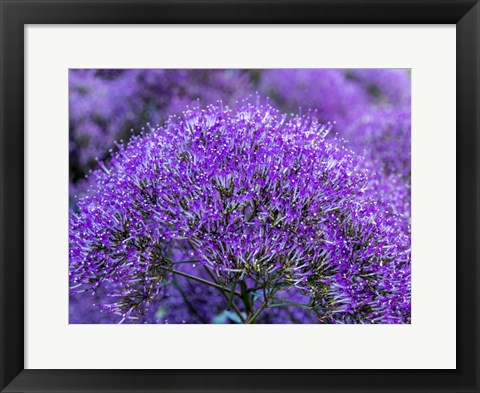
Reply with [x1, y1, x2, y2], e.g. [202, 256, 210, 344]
[258, 69, 411, 232]
[259, 69, 368, 130]
[349, 69, 411, 106]
[69, 99, 410, 324]
[259, 69, 411, 178]
[345, 107, 411, 179]
[69, 69, 252, 196]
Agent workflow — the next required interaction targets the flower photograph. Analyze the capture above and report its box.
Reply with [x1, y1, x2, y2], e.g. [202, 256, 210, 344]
[69, 69, 411, 324]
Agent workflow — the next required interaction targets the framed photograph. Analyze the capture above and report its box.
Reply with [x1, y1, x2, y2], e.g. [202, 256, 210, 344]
[1, 1, 478, 392]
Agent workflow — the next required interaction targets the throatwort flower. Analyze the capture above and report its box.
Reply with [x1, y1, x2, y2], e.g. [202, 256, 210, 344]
[345, 107, 411, 180]
[258, 70, 411, 161]
[259, 69, 369, 130]
[69, 99, 410, 324]
[69, 69, 252, 195]
[347, 69, 411, 106]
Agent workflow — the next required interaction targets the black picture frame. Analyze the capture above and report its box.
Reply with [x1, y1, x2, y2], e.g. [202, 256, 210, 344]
[1, 1, 479, 392]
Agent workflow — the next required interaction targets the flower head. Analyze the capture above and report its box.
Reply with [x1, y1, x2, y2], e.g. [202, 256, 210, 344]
[70, 98, 410, 323]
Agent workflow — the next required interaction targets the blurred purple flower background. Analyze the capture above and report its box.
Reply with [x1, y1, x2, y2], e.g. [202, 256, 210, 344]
[69, 69, 411, 324]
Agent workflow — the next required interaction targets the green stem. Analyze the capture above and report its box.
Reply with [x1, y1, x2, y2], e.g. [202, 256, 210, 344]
[203, 266, 246, 323]
[245, 285, 282, 324]
[240, 280, 254, 319]
[247, 302, 268, 324]
[270, 298, 311, 309]
[157, 267, 242, 298]
[171, 260, 201, 265]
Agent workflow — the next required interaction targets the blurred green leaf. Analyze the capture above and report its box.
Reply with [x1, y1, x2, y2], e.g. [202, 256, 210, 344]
[211, 310, 246, 324]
